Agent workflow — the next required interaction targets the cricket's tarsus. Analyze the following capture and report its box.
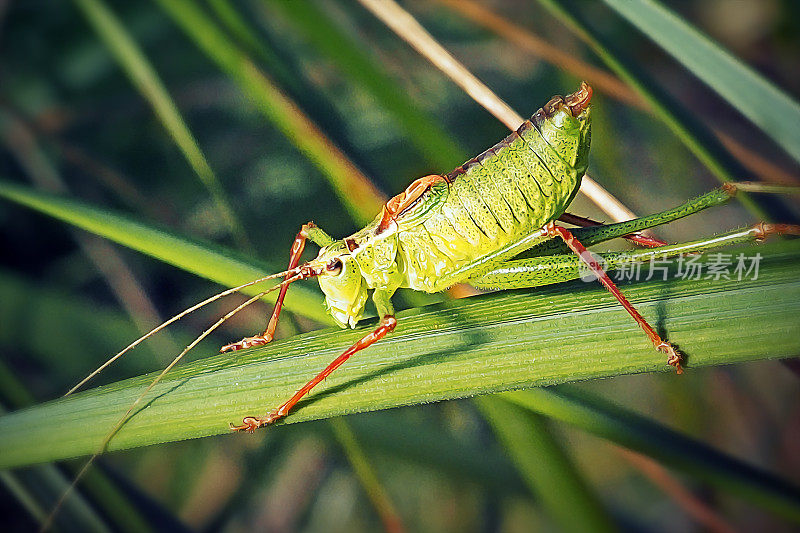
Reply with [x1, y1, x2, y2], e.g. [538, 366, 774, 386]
[754, 222, 800, 240]
[660, 343, 683, 374]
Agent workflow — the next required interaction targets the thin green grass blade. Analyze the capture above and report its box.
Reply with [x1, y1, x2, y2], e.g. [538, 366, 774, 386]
[0, 180, 330, 324]
[73, 0, 249, 248]
[476, 397, 616, 531]
[1, 383, 110, 531]
[502, 385, 800, 523]
[602, 0, 800, 165]
[328, 418, 404, 533]
[268, 0, 465, 170]
[0, 471, 46, 528]
[537, 0, 767, 218]
[0, 469, 111, 533]
[345, 411, 527, 496]
[0, 240, 797, 469]
[0, 270, 162, 383]
[204, 0, 377, 164]
[152, 0, 386, 225]
[205, 0, 279, 65]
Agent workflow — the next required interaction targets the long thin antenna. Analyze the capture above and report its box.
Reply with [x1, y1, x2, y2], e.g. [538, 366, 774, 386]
[42, 274, 302, 532]
[65, 268, 301, 397]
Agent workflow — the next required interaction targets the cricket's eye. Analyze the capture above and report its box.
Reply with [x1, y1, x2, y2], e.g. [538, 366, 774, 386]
[326, 257, 343, 275]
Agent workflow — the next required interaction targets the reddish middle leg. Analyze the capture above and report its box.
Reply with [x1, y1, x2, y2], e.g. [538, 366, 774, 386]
[545, 222, 682, 372]
[231, 315, 398, 431]
[558, 212, 668, 248]
[221, 223, 315, 352]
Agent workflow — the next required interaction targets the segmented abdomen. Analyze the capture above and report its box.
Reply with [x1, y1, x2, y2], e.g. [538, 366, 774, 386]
[396, 113, 584, 292]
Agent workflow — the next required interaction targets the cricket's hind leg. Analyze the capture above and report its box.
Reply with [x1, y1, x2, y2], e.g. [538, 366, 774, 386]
[470, 222, 800, 372]
[527, 182, 798, 259]
[545, 222, 683, 371]
[559, 212, 668, 248]
[221, 222, 334, 352]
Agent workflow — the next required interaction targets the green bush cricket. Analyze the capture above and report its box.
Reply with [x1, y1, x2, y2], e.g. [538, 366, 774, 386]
[67, 82, 799, 435]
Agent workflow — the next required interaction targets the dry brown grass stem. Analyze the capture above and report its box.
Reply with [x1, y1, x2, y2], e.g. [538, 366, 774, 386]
[358, 0, 638, 223]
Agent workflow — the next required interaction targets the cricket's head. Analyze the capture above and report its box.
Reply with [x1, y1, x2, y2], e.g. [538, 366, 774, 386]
[535, 81, 593, 176]
[313, 241, 368, 329]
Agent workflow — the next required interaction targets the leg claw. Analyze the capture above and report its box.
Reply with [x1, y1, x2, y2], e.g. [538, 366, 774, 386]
[229, 412, 283, 432]
[220, 334, 273, 353]
[229, 416, 261, 433]
[658, 341, 683, 374]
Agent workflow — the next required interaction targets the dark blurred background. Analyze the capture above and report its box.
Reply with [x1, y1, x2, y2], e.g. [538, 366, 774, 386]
[1, 0, 799, 531]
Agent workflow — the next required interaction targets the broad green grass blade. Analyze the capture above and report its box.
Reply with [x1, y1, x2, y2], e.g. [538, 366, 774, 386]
[538, 0, 767, 218]
[268, 0, 465, 170]
[476, 397, 616, 531]
[73, 0, 249, 248]
[153, 0, 386, 225]
[0, 176, 796, 520]
[503, 385, 800, 523]
[0, 240, 798, 468]
[602, 0, 800, 165]
[0, 180, 330, 324]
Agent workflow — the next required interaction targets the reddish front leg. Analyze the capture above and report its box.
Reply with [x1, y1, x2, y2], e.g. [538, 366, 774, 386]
[221, 223, 316, 353]
[545, 222, 683, 372]
[231, 315, 398, 431]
